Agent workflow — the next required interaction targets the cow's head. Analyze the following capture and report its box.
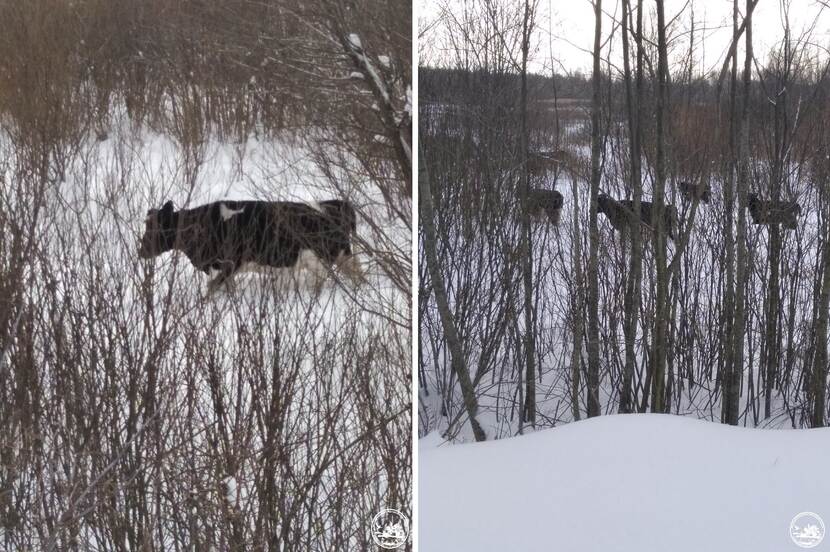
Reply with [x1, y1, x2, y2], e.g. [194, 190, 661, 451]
[597, 193, 613, 214]
[138, 200, 177, 258]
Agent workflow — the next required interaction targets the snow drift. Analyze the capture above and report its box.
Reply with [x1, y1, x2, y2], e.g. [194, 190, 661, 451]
[420, 414, 830, 552]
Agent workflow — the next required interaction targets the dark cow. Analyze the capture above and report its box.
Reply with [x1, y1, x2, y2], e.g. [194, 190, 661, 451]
[598, 194, 677, 241]
[747, 193, 800, 230]
[138, 199, 363, 293]
[527, 188, 564, 225]
[679, 181, 711, 203]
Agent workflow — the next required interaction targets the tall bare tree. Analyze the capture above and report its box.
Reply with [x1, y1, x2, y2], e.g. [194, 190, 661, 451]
[519, 0, 539, 428]
[650, 0, 670, 413]
[620, 0, 645, 414]
[586, 0, 604, 418]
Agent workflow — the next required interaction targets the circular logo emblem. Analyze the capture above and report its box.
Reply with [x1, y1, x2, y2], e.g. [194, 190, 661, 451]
[790, 512, 825, 548]
[371, 508, 409, 549]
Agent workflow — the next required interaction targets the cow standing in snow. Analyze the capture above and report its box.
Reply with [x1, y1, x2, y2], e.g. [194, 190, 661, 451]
[597, 193, 678, 241]
[527, 189, 564, 225]
[679, 181, 711, 204]
[747, 193, 801, 230]
[138, 199, 364, 294]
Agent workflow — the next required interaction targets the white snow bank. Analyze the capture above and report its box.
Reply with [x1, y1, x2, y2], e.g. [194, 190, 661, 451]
[420, 414, 830, 552]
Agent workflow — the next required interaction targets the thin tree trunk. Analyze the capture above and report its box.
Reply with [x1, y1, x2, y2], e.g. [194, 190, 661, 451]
[570, 171, 585, 422]
[729, 0, 752, 425]
[586, 0, 603, 418]
[764, 230, 782, 419]
[650, 0, 670, 413]
[620, 0, 643, 414]
[520, 0, 537, 427]
[721, 0, 739, 424]
[764, 33, 789, 419]
[714, 0, 761, 95]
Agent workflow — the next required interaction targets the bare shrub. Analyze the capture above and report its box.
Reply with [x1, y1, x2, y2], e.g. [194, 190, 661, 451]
[0, 0, 411, 549]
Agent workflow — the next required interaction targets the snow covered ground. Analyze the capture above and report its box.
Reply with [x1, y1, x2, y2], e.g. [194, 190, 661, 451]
[420, 414, 830, 552]
[419, 128, 825, 435]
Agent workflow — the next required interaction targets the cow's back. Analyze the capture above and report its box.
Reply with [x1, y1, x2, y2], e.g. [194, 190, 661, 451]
[213, 201, 300, 268]
[214, 200, 354, 268]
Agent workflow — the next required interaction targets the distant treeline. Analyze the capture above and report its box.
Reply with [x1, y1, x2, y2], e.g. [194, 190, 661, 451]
[420, 65, 828, 107]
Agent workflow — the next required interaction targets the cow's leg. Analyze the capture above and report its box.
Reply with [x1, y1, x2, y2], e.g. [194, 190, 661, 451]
[296, 249, 328, 294]
[207, 262, 238, 296]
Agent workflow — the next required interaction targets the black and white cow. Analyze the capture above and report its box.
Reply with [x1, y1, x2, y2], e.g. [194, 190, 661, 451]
[138, 199, 363, 293]
[528, 188, 564, 225]
[598, 194, 678, 241]
[679, 180, 711, 204]
[747, 193, 801, 230]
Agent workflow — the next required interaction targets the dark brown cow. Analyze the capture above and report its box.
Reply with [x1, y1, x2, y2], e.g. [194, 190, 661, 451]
[527, 189, 564, 225]
[138, 199, 363, 293]
[597, 194, 677, 241]
[747, 193, 800, 230]
[679, 181, 711, 203]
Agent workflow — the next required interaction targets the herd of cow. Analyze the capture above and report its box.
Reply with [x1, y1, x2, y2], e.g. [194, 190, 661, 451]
[524, 150, 802, 238]
[529, 184, 802, 238]
[138, 198, 364, 295]
[135, 153, 802, 295]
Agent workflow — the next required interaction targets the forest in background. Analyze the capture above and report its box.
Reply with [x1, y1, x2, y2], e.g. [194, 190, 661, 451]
[420, 66, 598, 102]
[0, 0, 412, 550]
[419, 0, 830, 441]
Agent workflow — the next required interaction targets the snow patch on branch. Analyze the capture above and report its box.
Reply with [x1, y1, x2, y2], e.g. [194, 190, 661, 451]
[346, 32, 390, 105]
[345, 32, 410, 168]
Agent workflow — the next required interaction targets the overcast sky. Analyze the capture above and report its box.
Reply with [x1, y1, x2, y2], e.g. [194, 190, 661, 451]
[419, 0, 830, 75]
